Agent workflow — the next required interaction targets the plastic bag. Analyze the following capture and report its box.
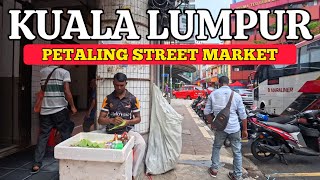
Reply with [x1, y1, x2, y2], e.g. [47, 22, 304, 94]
[145, 84, 183, 175]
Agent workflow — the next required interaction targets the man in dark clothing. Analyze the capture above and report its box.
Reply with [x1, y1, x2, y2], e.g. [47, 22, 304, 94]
[98, 73, 146, 179]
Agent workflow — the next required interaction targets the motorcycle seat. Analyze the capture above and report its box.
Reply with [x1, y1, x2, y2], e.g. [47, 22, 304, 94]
[263, 122, 300, 133]
[268, 116, 293, 124]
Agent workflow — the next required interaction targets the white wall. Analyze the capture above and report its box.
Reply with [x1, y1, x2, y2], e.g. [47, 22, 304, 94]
[97, 0, 151, 134]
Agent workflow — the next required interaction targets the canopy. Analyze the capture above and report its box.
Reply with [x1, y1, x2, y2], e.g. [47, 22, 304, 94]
[229, 81, 245, 87]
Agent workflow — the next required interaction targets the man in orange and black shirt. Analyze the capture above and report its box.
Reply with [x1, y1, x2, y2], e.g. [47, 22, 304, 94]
[100, 87, 140, 134]
[98, 72, 146, 179]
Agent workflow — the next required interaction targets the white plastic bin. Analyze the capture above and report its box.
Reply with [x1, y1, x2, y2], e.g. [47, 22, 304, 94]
[54, 132, 135, 180]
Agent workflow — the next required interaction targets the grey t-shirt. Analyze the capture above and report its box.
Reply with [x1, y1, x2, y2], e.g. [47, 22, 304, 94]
[40, 66, 71, 115]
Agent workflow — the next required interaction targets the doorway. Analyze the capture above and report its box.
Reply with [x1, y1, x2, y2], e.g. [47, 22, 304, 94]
[0, 1, 32, 154]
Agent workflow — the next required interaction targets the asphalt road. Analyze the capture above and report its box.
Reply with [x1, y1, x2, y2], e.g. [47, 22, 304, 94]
[241, 139, 320, 180]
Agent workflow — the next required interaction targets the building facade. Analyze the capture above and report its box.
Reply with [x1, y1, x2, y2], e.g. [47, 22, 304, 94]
[229, 0, 320, 85]
[0, 0, 159, 155]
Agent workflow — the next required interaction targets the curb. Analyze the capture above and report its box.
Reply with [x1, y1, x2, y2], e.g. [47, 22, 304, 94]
[185, 104, 215, 142]
[185, 103, 265, 180]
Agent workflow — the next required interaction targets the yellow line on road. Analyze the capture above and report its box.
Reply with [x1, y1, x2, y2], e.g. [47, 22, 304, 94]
[198, 126, 212, 139]
[267, 172, 320, 177]
[186, 105, 212, 139]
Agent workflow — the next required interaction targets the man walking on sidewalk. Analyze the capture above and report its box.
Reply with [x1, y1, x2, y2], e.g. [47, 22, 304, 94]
[204, 76, 248, 180]
[32, 66, 77, 173]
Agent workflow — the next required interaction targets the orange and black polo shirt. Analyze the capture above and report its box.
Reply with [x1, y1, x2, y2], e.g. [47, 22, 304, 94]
[101, 90, 140, 134]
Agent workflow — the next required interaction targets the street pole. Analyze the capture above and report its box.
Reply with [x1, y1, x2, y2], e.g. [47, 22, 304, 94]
[169, 65, 173, 104]
[157, 65, 160, 86]
[162, 65, 165, 93]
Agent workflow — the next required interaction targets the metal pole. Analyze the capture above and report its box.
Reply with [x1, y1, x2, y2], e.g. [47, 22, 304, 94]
[157, 65, 160, 86]
[169, 65, 173, 104]
[162, 65, 165, 93]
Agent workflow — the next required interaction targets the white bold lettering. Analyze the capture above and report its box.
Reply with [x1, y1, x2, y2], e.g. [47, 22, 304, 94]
[9, 10, 36, 40]
[196, 9, 233, 40]
[146, 10, 169, 40]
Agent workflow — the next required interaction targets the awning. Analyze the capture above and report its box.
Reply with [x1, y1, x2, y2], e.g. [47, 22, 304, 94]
[229, 81, 245, 87]
[211, 77, 218, 82]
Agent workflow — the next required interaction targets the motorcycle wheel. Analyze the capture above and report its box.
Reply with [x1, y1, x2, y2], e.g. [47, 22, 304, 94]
[251, 138, 276, 162]
[199, 111, 203, 117]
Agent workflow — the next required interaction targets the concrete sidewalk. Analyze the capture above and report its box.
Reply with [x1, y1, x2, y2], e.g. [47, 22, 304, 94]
[0, 99, 263, 180]
[138, 99, 264, 180]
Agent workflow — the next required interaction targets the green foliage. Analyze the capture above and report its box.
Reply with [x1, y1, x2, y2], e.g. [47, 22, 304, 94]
[307, 21, 320, 30]
[307, 21, 320, 35]
[254, 40, 267, 44]
[284, 25, 288, 32]
[269, 13, 276, 18]
[270, 23, 277, 28]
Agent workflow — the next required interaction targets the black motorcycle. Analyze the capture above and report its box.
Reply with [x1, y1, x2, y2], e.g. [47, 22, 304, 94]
[191, 96, 202, 110]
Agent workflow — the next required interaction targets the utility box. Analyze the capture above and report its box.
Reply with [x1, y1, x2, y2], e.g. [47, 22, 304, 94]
[54, 132, 135, 180]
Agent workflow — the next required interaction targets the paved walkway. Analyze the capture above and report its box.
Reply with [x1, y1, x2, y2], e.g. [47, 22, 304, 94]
[138, 99, 263, 180]
[0, 111, 87, 180]
[0, 147, 58, 180]
[0, 99, 263, 180]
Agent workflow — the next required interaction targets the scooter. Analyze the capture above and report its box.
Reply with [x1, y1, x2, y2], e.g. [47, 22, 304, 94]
[195, 98, 206, 115]
[197, 99, 207, 118]
[250, 109, 320, 164]
[191, 96, 202, 110]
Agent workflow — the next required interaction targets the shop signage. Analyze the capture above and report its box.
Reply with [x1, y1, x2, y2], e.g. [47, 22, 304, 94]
[237, 0, 278, 9]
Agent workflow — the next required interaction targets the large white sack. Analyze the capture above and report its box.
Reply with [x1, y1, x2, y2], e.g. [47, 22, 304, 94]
[145, 83, 183, 175]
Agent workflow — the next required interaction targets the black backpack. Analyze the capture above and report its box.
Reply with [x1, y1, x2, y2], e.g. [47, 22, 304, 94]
[211, 91, 234, 131]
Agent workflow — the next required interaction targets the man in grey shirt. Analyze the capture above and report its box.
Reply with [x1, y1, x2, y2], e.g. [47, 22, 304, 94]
[32, 66, 77, 174]
[204, 76, 248, 180]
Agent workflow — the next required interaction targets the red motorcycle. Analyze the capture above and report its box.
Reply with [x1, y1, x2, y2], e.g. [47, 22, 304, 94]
[249, 109, 320, 164]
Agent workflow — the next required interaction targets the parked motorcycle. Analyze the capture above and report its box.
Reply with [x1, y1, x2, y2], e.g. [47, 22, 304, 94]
[191, 96, 202, 110]
[197, 99, 207, 117]
[250, 109, 320, 164]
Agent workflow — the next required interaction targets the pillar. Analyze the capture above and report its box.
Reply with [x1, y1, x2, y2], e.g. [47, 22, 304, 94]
[97, 0, 152, 134]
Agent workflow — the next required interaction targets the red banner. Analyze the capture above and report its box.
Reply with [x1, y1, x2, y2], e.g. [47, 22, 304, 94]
[24, 44, 296, 65]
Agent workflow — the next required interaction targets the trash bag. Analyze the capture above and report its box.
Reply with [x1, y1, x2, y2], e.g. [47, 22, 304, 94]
[145, 83, 183, 175]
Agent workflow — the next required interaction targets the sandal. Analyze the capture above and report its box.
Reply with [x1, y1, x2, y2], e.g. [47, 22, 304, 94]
[31, 165, 40, 174]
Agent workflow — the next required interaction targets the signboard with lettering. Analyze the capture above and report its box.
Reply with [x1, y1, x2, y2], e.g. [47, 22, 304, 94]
[236, 0, 278, 9]
[268, 87, 293, 92]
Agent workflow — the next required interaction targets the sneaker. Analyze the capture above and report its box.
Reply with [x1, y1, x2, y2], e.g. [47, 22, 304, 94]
[208, 168, 218, 178]
[228, 172, 243, 180]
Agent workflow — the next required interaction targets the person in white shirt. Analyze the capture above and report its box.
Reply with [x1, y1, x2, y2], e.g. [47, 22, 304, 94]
[32, 66, 77, 174]
[204, 76, 248, 180]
